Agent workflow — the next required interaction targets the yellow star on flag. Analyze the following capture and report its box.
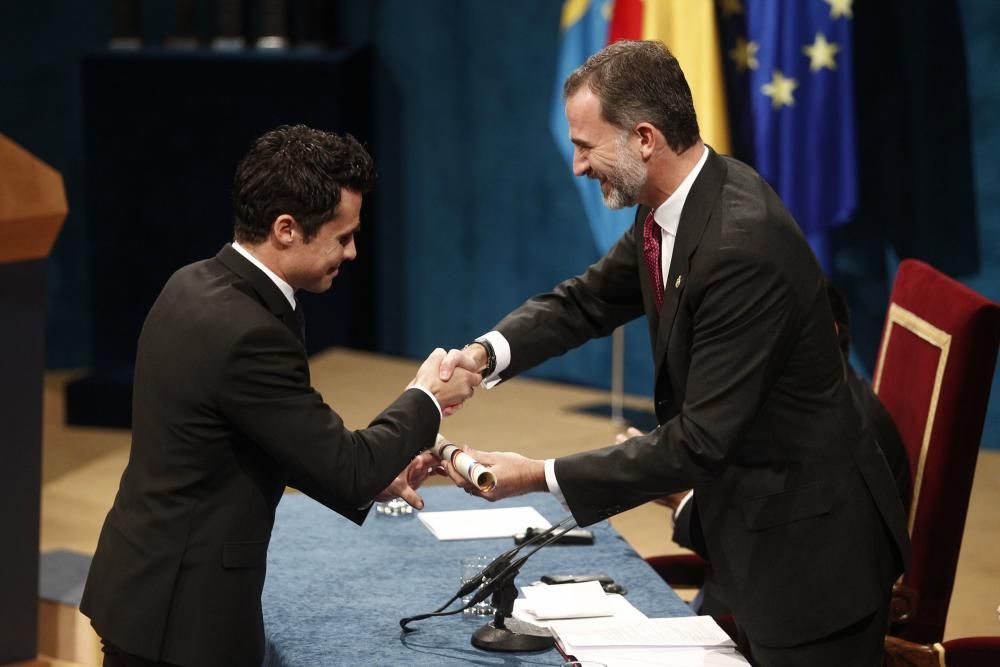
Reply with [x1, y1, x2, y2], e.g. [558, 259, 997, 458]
[762, 70, 798, 109]
[824, 0, 853, 19]
[802, 33, 840, 72]
[719, 0, 744, 18]
[601, 0, 613, 21]
[729, 37, 760, 72]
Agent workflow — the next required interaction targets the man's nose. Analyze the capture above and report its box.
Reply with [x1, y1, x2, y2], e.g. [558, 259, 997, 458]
[572, 148, 588, 177]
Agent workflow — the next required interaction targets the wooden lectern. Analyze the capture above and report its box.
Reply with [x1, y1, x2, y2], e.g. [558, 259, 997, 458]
[0, 134, 67, 663]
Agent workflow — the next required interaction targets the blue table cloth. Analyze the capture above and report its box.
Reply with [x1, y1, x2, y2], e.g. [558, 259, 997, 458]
[262, 487, 691, 666]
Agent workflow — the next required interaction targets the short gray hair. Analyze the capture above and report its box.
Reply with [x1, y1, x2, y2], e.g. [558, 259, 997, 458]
[563, 40, 700, 153]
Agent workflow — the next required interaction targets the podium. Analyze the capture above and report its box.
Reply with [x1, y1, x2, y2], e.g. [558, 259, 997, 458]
[0, 134, 67, 662]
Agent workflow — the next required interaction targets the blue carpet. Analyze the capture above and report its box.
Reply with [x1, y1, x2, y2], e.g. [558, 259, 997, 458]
[262, 488, 691, 666]
[39, 549, 91, 606]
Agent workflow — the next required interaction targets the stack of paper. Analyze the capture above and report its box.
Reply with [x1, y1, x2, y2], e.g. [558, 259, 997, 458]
[511, 581, 648, 631]
[518, 581, 615, 620]
[416, 506, 550, 540]
[550, 616, 750, 667]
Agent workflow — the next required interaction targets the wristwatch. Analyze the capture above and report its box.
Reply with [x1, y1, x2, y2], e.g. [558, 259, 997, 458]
[466, 339, 496, 377]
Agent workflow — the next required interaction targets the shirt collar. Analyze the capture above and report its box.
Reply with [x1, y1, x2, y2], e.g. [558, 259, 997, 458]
[231, 241, 297, 310]
[652, 145, 710, 236]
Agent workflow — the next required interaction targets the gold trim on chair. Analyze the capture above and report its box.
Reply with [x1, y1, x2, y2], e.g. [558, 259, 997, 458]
[884, 636, 948, 666]
[873, 303, 952, 535]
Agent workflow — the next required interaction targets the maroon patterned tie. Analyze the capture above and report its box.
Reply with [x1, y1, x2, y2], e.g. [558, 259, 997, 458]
[643, 211, 664, 308]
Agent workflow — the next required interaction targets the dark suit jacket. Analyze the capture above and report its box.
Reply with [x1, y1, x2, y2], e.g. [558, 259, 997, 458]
[846, 368, 911, 508]
[81, 245, 440, 667]
[492, 149, 911, 647]
[672, 365, 911, 618]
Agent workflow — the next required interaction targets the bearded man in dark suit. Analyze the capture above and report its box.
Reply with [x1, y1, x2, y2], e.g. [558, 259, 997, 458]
[82, 125, 480, 667]
[638, 279, 912, 620]
[444, 42, 910, 666]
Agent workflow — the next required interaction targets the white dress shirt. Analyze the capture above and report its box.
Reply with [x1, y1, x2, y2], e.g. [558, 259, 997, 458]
[232, 241, 296, 309]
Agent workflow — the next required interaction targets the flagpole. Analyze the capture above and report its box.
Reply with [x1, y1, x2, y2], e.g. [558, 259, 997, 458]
[611, 326, 625, 425]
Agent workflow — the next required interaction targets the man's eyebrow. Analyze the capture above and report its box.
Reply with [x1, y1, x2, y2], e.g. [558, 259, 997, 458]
[570, 137, 593, 148]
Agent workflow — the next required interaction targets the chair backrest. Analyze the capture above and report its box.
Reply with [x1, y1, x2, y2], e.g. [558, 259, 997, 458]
[873, 259, 1000, 644]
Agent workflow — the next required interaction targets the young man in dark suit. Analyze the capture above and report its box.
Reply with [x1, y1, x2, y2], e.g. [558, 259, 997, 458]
[443, 42, 910, 665]
[81, 125, 481, 667]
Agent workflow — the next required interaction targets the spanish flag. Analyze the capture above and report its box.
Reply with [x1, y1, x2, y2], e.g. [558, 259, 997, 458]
[611, 0, 731, 155]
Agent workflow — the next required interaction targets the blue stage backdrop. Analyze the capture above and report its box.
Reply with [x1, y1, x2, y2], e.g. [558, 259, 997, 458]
[1, 0, 998, 447]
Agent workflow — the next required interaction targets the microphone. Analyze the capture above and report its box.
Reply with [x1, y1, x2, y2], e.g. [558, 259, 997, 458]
[398, 516, 576, 632]
[468, 523, 579, 652]
[459, 517, 574, 601]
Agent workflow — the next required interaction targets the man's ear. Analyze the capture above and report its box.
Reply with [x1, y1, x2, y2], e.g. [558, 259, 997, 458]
[271, 214, 299, 247]
[634, 122, 659, 160]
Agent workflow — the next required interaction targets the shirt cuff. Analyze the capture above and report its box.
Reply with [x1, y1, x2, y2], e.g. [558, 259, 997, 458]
[476, 331, 510, 388]
[409, 385, 443, 419]
[544, 458, 569, 508]
[673, 489, 694, 521]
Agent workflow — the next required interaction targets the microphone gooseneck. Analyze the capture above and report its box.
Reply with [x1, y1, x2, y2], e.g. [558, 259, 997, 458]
[398, 516, 577, 633]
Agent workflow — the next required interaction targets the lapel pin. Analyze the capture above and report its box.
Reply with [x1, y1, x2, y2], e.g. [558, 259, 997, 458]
[675, 275, 683, 289]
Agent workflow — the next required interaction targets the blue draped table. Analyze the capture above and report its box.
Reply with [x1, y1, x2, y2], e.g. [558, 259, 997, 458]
[262, 487, 692, 666]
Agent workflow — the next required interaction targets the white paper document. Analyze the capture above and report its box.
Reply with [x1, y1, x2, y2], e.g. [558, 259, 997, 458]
[416, 506, 550, 540]
[512, 590, 646, 629]
[552, 616, 747, 667]
[569, 647, 750, 667]
[518, 581, 615, 620]
[552, 615, 736, 650]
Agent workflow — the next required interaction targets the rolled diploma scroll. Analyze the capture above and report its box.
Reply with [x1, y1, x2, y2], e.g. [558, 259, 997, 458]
[432, 434, 497, 493]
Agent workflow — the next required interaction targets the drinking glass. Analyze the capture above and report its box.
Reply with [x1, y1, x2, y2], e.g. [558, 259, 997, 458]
[460, 555, 495, 616]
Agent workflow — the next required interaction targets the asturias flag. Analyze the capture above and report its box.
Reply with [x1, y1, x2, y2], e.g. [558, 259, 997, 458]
[550, 0, 634, 255]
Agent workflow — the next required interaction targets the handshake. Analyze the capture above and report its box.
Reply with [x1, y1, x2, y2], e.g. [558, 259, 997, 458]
[375, 346, 547, 510]
[406, 346, 485, 417]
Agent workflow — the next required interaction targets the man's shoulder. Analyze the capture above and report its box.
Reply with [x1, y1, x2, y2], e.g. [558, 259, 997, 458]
[704, 156, 805, 258]
[151, 256, 283, 338]
[161, 256, 226, 294]
[716, 156, 784, 220]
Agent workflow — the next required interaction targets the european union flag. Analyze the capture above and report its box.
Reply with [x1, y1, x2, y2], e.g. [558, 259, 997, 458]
[550, 0, 634, 255]
[718, 0, 858, 271]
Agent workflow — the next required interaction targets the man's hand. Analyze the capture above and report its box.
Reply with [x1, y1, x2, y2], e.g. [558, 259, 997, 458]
[440, 343, 488, 381]
[655, 490, 691, 511]
[614, 426, 687, 508]
[614, 426, 644, 444]
[441, 445, 546, 502]
[375, 451, 440, 510]
[409, 348, 482, 416]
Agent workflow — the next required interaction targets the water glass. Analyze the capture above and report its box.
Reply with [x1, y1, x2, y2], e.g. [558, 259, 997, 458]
[374, 496, 413, 517]
[460, 555, 495, 616]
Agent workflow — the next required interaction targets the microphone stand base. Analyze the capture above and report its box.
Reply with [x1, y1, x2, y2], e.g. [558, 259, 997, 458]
[471, 620, 555, 653]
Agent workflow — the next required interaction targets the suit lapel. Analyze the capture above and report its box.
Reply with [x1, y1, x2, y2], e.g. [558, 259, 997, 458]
[216, 244, 304, 343]
[653, 149, 727, 376]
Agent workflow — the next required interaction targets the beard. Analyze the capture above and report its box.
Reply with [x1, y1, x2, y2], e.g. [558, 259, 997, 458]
[602, 134, 647, 209]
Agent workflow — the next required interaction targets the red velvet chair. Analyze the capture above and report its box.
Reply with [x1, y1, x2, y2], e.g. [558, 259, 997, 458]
[884, 636, 1000, 667]
[645, 260, 1000, 653]
[873, 260, 1000, 645]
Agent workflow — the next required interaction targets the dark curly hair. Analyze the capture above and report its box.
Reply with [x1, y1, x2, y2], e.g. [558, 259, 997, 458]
[563, 40, 700, 154]
[233, 125, 375, 244]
